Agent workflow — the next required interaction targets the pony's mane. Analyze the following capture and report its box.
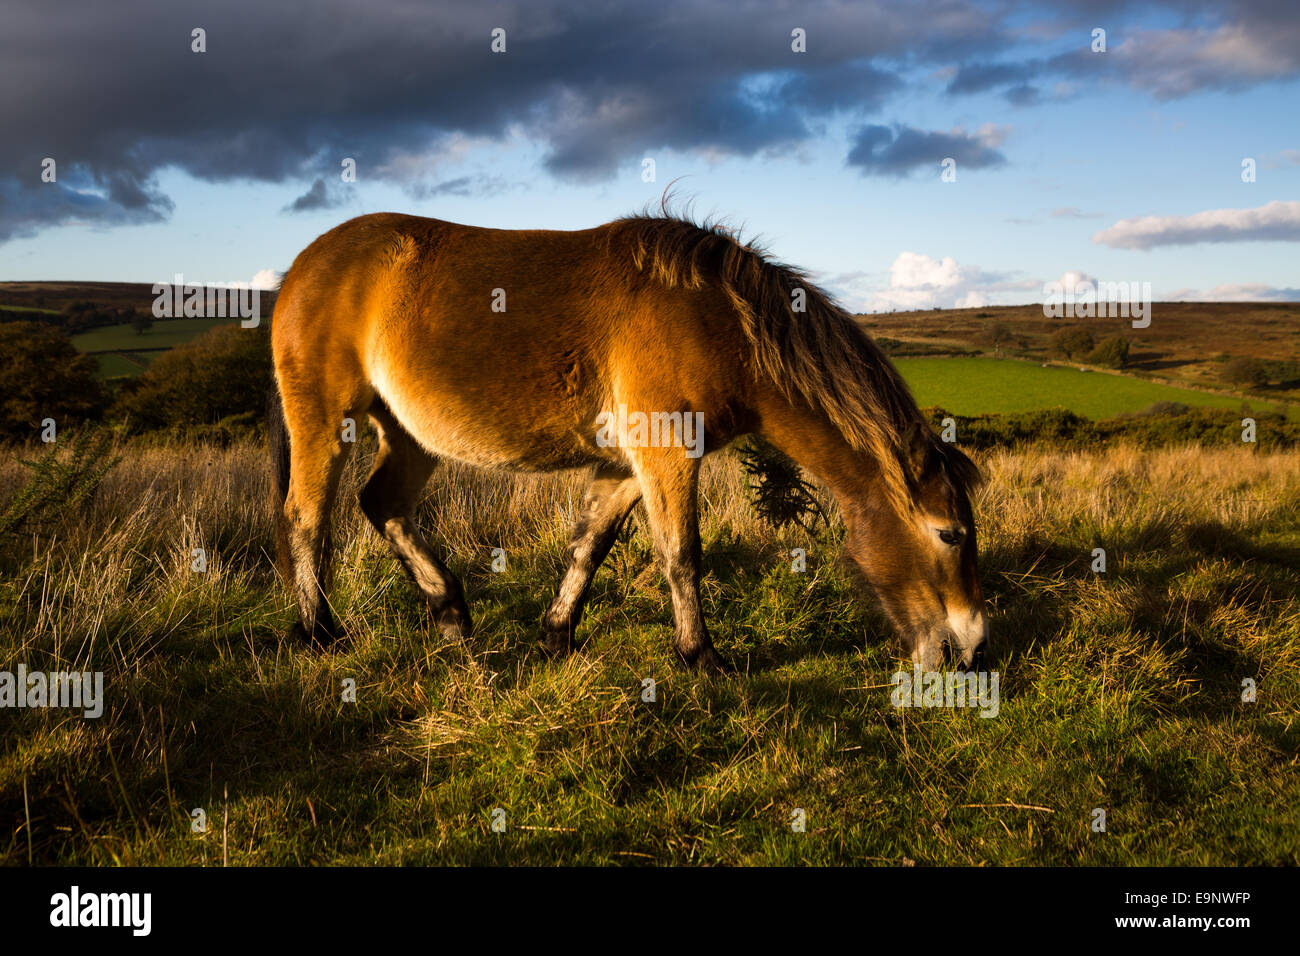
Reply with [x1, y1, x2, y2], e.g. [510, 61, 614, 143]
[606, 209, 980, 513]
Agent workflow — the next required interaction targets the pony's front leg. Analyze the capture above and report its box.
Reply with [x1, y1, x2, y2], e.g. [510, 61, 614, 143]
[541, 464, 642, 656]
[631, 450, 731, 673]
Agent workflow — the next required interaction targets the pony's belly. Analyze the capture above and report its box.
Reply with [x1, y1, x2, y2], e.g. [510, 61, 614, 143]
[371, 371, 608, 471]
[414, 422, 606, 472]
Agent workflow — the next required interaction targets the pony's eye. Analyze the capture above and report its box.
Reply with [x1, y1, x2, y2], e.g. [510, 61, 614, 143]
[938, 528, 963, 546]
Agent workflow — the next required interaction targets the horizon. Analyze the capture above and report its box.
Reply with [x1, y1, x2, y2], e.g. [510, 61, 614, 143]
[4, 277, 1296, 315]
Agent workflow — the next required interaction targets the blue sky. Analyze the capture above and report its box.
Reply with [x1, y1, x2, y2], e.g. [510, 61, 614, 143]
[2, 0, 1297, 311]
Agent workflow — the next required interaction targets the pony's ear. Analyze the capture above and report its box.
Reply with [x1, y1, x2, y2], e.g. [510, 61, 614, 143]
[904, 419, 934, 483]
[943, 442, 985, 492]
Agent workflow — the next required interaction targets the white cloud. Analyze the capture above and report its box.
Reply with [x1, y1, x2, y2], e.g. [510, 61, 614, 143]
[1055, 270, 1097, 291]
[251, 268, 280, 290]
[859, 252, 1034, 311]
[1166, 283, 1300, 302]
[1262, 149, 1300, 170]
[1050, 207, 1102, 220]
[1093, 200, 1300, 250]
[869, 252, 975, 311]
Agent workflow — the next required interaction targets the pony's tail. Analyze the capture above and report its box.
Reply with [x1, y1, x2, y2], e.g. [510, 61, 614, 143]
[268, 375, 293, 583]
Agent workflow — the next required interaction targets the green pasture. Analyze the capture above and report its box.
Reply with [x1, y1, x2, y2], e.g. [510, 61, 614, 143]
[895, 357, 1295, 421]
[72, 318, 240, 354]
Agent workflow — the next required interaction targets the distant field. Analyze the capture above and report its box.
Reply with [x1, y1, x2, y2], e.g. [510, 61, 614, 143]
[73, 318, 245, 376]
[91, 352, 152, 377]
[862, 301, 1300, 402]
[896, 357, 1295, 420]
[0, 304, 59, 315]
[72, 317, 240, 353]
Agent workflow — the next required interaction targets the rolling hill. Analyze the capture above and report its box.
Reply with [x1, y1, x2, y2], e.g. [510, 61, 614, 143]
[2, 282, 1296, 418]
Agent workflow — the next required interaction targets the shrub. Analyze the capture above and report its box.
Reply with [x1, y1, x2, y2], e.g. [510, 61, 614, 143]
[1051, 327, 1095, 359]
[1222, 357, 1269, 388]
[0, 321, 107, 442]
[112, 324, 273, 432]
[1085, 335, 1129, 368]
[735, 437, 827, 531]
[980, 320, 1016, 351]
[0, 427, 120, 537]
[921, 405, 1298, 451]
[1119, 401, 1192, 418]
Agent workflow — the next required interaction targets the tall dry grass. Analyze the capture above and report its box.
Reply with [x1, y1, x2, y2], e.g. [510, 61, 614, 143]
[1, 436, 1297, 865]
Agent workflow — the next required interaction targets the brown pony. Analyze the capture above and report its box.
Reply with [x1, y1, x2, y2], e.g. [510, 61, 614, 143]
[268, 211, 988, 672]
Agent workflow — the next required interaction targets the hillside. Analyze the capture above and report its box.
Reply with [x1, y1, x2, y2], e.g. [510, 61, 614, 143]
[0, 281, 276, 379]
[858, 302, 1300, 401]
[1, 282, 1296, 416]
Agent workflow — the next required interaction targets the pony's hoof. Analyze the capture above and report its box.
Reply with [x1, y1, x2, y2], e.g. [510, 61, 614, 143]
[286, 620, 345, 649]
[432, 600, 473, 641]
[539, 629, 577, 658]
[678, 645, 733, 674]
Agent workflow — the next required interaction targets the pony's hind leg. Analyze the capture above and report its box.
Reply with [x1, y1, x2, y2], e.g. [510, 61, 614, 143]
[359, 409, 472, 640]
[541, 464, 642, 656]
[281, 405, 356, 646]
[631, 451, 730, 673]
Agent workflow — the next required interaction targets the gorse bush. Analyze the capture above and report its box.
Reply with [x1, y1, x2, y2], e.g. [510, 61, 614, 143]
[734, 436, 828, 531]
[0, 427, 121, 537]
[923, 404, 1299, 451]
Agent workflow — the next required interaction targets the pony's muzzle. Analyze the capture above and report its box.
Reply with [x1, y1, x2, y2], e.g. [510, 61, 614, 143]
[947, 607, 989, 670]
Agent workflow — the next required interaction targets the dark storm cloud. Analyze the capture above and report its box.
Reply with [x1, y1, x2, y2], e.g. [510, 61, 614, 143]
[846, 124, 1007, 176]
[777, 60, 903, 113]
[409, 175, 511, 199]
[1003, 83, 1040, 106]
[945, 0, 1300, 103]
[2, 0, 1297, 242]
[0, 0, 1012, 240]
[283, 178, 344, 213]
[0, 169, 173, 242]
[947, 62, 1042, 105]
[946, 62, 1035, 96]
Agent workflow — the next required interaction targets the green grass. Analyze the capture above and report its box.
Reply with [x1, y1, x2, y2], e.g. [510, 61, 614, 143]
[1, 440, 1297, 865]
[71, 318, 240, 353]
[74, 318, 244, 379]
[896, 357, 1295, 420]
[91, 353, 151, 378]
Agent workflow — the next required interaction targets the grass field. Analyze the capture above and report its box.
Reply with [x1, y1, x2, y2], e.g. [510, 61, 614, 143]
[896, 357, 1296, 420]
[89, 353, 152, 378]
[70, 318, 246, 379]
[1, 437, 1297, 865]
[864, 301, 1300, 399]
[72, 318, 241, 353]
[0, 305, 59, 315]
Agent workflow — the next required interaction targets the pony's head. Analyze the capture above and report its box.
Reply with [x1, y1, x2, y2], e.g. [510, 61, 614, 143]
[846, 422, 988, 670]
[611, 209, 990, 669]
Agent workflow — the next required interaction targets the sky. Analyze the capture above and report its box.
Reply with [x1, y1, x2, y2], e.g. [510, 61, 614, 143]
[1, 0, 1298, 312]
